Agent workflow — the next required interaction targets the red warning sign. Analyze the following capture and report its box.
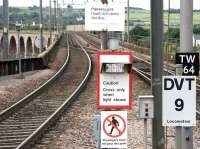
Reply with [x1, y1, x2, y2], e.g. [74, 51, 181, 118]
[101, 111, 127, 148]
[96, 51, 132, 110]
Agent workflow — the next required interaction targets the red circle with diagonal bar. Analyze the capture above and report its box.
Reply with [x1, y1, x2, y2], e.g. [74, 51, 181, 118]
[103, 114, 126, 138]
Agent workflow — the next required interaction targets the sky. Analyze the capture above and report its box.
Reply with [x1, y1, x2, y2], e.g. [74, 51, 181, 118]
[0, 0, 200, 10]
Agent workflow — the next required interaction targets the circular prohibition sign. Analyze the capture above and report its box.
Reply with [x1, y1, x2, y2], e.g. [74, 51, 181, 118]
[103, 114, 126, 138]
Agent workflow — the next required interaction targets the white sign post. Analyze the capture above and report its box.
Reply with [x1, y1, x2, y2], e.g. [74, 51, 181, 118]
[85, 1, 125, 31]
[101, 111, 127, 148]
[162, 76, 196, 126]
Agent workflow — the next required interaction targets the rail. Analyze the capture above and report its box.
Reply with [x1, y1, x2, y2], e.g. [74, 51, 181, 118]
[16, 33, 92, 149]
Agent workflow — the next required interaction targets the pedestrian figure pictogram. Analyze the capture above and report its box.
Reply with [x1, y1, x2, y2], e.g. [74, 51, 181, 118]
[108, 116, 119, 134]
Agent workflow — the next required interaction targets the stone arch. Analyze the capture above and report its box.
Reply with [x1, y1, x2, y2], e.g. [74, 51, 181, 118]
[20, 36, 25, 58]
[26, 37, 33, 57]
[9, 36, 17, 59]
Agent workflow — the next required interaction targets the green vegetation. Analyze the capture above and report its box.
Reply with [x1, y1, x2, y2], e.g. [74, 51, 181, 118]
[0, 5, 199, 35]
[193, 24, 200, 34]
[129, 9, 200, 26]
[129, 25, 150, 41]
[0, 5, 84, 30]
[165, 28, 180, 41]
[129, 25, 150, 48]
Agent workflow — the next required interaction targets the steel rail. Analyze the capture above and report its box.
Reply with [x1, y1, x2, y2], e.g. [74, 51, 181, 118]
[0, 33, 92, 149]
[15, 33, 92, 149]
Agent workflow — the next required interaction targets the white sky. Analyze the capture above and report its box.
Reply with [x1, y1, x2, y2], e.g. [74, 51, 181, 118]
[0, 0, 199, 10]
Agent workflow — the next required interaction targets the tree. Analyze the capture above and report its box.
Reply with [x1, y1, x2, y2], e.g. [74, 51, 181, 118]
[129, 25, 150, 42]
[193, 25, 200, 34]
[166, 28, 180, 39]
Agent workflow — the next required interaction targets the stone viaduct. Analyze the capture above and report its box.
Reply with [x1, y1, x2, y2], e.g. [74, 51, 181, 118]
[0, 31, 56, 59]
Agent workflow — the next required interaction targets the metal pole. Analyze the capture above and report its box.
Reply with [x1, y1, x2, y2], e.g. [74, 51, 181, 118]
[144, 119, 147, 149]
[101, 31, 108, 50]
[57, 0, 59, 34]
[60, 6, 63, 33]
[54, 0, 57, 34]
[39, 0, 43, 53]
[3, 0, 9, 59]
[180, 0, 193, 51]
[59, 4, 61, 34]
[176, 1, 193, 148]
[127, 0, 129, 43]
[108, 32, 119, 50]
[165, 1, 170, 147]
[57, 4, 60, 35]
[151, 0, 165, 148]
[49, 0, 52, 44]
[166, 0, 170, 74]
[95, 114, 101, 149]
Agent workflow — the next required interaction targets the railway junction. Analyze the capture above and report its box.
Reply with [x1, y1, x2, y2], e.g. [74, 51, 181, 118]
[0, 0, 200, 149]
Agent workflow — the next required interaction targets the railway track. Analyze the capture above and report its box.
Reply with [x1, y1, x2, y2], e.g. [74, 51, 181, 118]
[0, 33, 92, 149]
[76, 32, 200, 118]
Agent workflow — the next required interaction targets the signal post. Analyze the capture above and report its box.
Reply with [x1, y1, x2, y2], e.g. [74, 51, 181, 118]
[151, 0, 165, 148]
[176, 0, 195, 148]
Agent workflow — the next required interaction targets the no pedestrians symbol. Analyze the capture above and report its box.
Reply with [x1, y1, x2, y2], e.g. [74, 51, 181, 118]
[103, 114, 126, 138]
[101, 111, 127, 148]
